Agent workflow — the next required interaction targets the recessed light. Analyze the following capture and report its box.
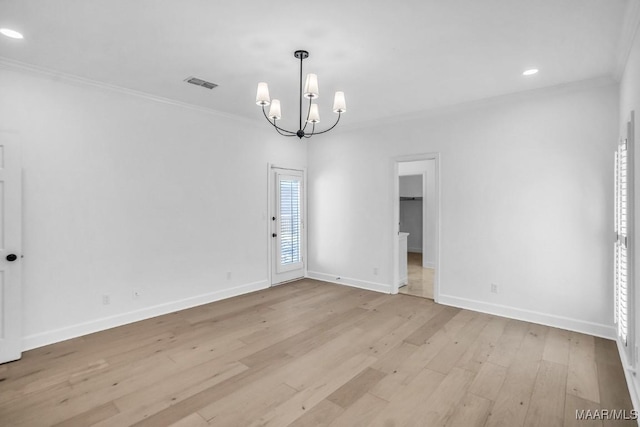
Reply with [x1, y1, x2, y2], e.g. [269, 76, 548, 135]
[0, 28, 24, 39]
[522, 68, 539, 76]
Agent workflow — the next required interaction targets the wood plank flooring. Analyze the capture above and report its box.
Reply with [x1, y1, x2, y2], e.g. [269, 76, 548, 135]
[399, 252, 434, 299]
[0, 279, 634, 426]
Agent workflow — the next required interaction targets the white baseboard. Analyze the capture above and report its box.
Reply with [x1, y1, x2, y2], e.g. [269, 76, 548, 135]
[408, 248, 423, 253]
[423, 261, 435, 269]
[616, 339, 640, 413]
[22, 280, 269, 351]
[438, 294, 615, 340]
[306, 271, 392, 294]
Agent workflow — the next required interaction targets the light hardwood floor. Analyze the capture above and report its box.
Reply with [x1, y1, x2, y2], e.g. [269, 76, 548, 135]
[399, 252, 434, 299]
[0, 279, 634, 426]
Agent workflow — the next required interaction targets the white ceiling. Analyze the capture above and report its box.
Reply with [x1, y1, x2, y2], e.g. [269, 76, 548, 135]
[0, 0, 634, 129]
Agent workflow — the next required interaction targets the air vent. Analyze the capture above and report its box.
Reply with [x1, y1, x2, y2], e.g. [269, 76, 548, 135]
[185, 76, 218, 90]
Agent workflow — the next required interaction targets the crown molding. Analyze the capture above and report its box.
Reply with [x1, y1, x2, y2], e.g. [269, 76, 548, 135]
[0, 56, 260, 127]
[614, 0, 640, 80]
[0, 55, 622, 137]
[337, 75, 618, 134]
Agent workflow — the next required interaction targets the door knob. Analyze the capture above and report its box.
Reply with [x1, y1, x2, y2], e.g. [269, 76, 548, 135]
[272, 233, 277, 238]
[6, 254, 17, 262]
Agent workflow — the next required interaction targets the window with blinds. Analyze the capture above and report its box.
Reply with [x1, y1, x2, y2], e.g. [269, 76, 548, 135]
[615, 139, 629, 346]
[279, 178, 301, 265]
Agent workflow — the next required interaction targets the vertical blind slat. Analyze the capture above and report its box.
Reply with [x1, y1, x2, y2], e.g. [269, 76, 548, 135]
[615, 143, 628, 345]
[280, 179, 301, 265]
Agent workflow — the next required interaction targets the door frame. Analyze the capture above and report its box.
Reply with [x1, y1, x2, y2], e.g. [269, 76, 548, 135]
[392, 153, 441, 300]
[267, 163, 308, 286]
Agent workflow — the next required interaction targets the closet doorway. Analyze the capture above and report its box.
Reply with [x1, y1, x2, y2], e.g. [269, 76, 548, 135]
[393, 155, 439, 300]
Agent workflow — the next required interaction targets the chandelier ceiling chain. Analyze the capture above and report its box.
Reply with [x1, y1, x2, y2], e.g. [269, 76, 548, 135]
[256, 50, 346, 139]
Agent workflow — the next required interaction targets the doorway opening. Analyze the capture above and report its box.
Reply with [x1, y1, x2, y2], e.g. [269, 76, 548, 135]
[393, 155, 439, 301]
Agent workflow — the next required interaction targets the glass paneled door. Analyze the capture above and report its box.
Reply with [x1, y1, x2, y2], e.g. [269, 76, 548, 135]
[271, 168, 305, 285]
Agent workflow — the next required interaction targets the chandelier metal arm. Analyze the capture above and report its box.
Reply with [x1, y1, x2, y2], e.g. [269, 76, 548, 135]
[303, 123, 315, 138]
[276, 128, 296, 136]
[274, 126, 297, 137]
[307, 112, 342, 136]
[261, 106, 297, 136]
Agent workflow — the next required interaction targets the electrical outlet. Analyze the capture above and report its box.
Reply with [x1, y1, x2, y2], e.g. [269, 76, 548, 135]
[491, 283, 498, 294]
[373, 267, 379, 276]
[132, 289, 141, 299]
[102, 294, 111, 305]
[226, 271, 232, 280]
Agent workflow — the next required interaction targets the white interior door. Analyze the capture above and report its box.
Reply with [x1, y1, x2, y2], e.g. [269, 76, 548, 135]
[270, 168, 305, 285]
[0, 133, 22, 364]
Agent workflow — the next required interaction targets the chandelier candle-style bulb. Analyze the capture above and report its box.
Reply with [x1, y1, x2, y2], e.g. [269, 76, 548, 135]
[307, 104, 320, 123]
[256, 82, 270, 106]
[268, 99, 281, 120]
[333, 91, 346, 113]
[304, 74, 319, 99]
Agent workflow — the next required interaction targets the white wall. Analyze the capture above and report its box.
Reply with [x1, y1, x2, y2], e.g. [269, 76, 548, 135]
[399, 175, 423, 252]
[0, 56, 622, 359]
[0, 66, 306, 350]
[308, 80, 618, 337]
[399, 174, 422, 197]
[399, 200, 422, 253]
[619, 19, 640, 411]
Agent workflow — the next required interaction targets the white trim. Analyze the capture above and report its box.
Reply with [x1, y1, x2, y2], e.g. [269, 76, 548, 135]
[0, 56, 618, 135]
[423, 262, 436, 269]
[617, 339, 640, 413]
[0, 56, 258, 126]
[408, 247, 423, 253]
[306, 271, 392, 294]
[438, 293, 615, 340]
[339, 76, 617, 133]
[627, 111, 636, 365]
[22, 280, 269, 351]
[422, 173, 429, 266]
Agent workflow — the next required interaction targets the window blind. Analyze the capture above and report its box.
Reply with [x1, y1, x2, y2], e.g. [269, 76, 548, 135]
[279, 179, 301, 265]
[615, 140, 628, 345]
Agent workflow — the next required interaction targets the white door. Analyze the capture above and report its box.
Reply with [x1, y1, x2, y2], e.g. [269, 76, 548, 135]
[270, 168, 305, 285]
[0, 133, 22, 364]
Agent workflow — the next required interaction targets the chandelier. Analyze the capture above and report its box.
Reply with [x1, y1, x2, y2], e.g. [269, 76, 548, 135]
[256, 50, 346, 139]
